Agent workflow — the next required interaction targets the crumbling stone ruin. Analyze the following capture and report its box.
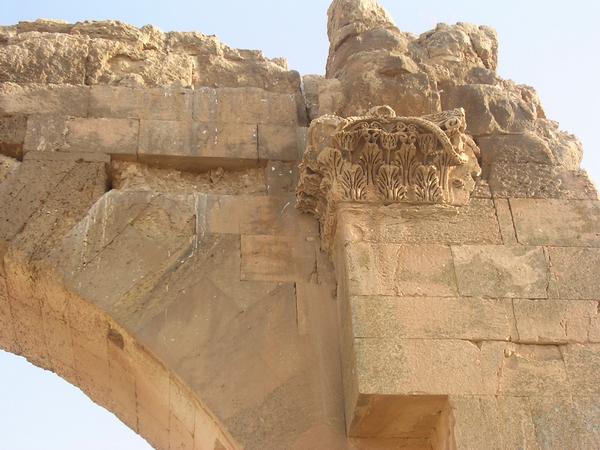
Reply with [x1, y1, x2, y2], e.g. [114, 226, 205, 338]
[0, 0, 599, 448]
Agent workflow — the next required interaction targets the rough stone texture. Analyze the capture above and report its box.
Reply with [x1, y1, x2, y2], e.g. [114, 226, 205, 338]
[1, 1, 599, 449]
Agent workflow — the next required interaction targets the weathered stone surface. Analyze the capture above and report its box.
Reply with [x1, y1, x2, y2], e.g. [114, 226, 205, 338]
[0, 82, 89, 116]
[441, 84, 538, 136]
[336, 199, 502, 245]
[0, 115, 27, 158]
[497, 344, 568, 395]
[492, 198, 518, 244]
[138, 120, 257, 161]
[477, 132, 557, 174]
[489, 162, 598, 199]
[513, 299, 600, 344]
[240, 235, 317, 282]
[352, 338, 503, 395]
[511, 198, 600, 247]
[0, 154, 20, 184]
[548, 246, 600, 299]
[89, 85, 193, 121]
[257, 125, 306, 161]
[350, 296, 514, 340]
[452, 245, 548, 298]
[206, 194, 317, 237]
[65, 117, 139, 158]
[22, 114, 67, 153]
[341, 242, 458, 297]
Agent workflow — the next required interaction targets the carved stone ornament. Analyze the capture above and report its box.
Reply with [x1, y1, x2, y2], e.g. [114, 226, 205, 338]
[297, 105, 482, 249]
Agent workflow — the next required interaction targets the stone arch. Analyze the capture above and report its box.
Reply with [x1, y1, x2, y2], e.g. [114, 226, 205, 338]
[0, 261, 237, 450]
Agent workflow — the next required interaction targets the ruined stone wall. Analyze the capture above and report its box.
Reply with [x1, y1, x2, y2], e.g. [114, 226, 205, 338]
[0, 1, 599, 449]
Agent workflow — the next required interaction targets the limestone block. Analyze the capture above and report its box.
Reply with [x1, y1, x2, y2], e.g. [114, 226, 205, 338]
[496, 344, 568, 396]
[336, 199, 502, 246]
[510, 198, 600, 247]
[493, 198, 518, 244]
[89, 85, 193, 121]
[138, 120, 257, 160]
[562, 344, 600, 396]
[206, 194, 318, 237]
[477, 132, 556, 174]
[441, 84, 537, 135]
[0, 82, 90, 116]
[257, 125, 306, 161]
[0, 33, 88, 84]
[65, 117, 139, 158]
[240, 234, 317, 282]
[513, 299, 600, 344]
[86, 40, 194, 87]
[350, 296, 514, 341]
[208, 88, 300, 125]
[0, 154, 19, 185]
[341, 242, 458, 297]
[451, 396, 538, 450]
[0, 115, 27, 158]
[16, 19, 73, 34]
[265, 160, 297, 194]
[23, 114, 68, 153]
[352, 338, 503, 396]
[489, 162, 598, 199]
[452, 245, 548, 298]
[528, 396, 580, 449]
[572, 395, 600, 447]
[57, 191, 196, 311]
[548, 246, 600, 299]
[0, 158, 77, 247]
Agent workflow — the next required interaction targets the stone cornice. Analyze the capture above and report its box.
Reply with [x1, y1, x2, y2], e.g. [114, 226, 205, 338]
[297, 105, 481, 249]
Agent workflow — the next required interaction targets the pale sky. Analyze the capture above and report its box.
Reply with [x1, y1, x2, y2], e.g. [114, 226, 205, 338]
[1, 1, 599, 449]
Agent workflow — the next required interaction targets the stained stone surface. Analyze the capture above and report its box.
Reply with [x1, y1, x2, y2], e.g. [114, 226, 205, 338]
[1, 1, 599, 450]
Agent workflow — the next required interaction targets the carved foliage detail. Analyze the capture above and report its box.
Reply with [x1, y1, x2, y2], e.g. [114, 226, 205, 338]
[297, 106, 481, 249]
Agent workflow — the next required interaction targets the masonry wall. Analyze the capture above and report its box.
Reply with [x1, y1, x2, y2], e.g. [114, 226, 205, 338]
[0, 2, 599, 450]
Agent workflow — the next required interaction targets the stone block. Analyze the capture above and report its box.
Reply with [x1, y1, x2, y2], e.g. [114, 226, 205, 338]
[213, 87, 299, 125]
[450, 396, 502, 450]
[89, 85, 193, 121]
[341, 242, 458, 297]
[528, 395, 579, 449]
[258, 125, 306, 161]
[169, 414, 195, 450]
[492, 198, 518, 244]
[352, 338, 503, 395]
[240, 235, 317, 282]
[139, 120, 258, 160]
[0, 115, 27, 158]
[477, 132, 556, 174]
[562, 344, 600, 396]
[441, 83, 536, 136]
[65, 117, 139, 158]
[350, 296, 514, 341]
[572, 395, 600, 447]
[497, 344, 568, 395]
[489, 162, 598, 199]
[513, 299, 599, 344]
[265, 160, 298, 194]
[0, 82, 89, 116]
[206, 194, 317, 237]
[511, 198, 600, 247]
[452, 245, 548, 298]
[23, 114, 68, 153]
[548, 246, 600, 299]
[336, 199, 502, 245]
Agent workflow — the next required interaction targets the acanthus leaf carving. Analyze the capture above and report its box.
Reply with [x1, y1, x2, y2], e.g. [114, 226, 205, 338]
[296, 106, 482, 250]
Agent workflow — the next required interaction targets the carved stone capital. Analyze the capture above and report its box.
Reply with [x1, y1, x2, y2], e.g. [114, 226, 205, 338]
[297, 105, 482, 249]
